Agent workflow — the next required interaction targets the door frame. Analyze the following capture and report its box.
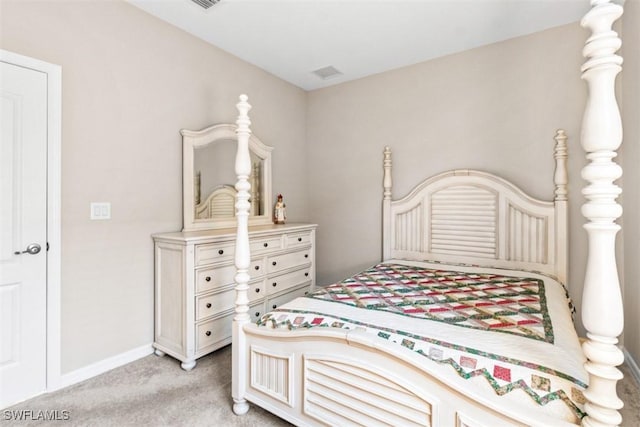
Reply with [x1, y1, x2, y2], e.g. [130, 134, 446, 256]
[1, 49, 62, 392]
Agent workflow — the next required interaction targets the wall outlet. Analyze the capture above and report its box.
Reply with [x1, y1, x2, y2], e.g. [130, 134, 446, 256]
[90, 202, 111, 220]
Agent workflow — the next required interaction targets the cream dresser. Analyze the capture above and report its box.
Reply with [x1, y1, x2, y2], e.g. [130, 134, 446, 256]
[152, 223, 317, 370]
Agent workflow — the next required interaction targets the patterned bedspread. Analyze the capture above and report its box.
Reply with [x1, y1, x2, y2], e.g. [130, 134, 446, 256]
[258, 260, 588, 421]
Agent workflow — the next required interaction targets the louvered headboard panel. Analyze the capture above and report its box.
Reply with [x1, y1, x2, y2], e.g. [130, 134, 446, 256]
[429, 184, 497, 259]
[382, 155, 568, 284]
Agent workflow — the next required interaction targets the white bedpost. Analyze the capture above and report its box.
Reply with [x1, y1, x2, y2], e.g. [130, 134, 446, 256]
[251, 162, 259, 216]
[553, 130, 569, 286]
[580, 1, 625, 426]
[382, 146, 392, 260]
[232, 94, 252, 416]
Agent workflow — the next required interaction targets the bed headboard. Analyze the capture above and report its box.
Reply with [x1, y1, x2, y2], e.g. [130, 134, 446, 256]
[382, 130, 568, 284]
[195, 185, 237, 219]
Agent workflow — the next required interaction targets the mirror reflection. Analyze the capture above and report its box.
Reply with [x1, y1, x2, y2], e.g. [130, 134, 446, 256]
[182, 122, 273, 231]
[193, 140, 264, 220]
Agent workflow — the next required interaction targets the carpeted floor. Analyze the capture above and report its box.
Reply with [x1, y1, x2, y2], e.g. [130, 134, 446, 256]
[4, 345, 639, 426]
[4, 346, 290, 427]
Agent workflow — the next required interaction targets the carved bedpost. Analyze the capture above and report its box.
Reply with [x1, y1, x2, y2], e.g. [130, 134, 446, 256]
[382, 146, 392, 260]
[232, 94, 252, 416]
[251, 162, 260, 216]
[554, 130, 569, 286]
[554, 130, 568, 202]
[580, 1, 625, 426]
[194, 171, 201, 205]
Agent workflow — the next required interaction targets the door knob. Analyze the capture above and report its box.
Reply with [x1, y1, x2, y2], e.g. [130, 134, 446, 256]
[14, 243, 41, 255]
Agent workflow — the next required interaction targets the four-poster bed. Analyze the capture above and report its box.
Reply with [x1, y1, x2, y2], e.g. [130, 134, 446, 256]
[230, 0, 626, 425]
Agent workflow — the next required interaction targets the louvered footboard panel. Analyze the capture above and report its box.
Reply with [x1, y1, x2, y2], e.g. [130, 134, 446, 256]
[250, 346, 294, 406]
[303, 357, 432, 427]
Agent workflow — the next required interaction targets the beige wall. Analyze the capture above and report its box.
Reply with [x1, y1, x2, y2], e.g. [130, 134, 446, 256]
[307, 15, 639, 365]
[622, 0, 640, 366]
[0, 0, 308, 373]
[307, 24, 590, 320]
[2, 0, 638, 375]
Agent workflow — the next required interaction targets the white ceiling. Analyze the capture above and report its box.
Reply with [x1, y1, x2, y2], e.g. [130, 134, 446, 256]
[127, 0, 589, 91]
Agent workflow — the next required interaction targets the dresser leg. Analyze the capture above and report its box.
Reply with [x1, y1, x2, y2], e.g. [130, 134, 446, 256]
[181, 360, 196, 371]
[154, 348, 165, 357]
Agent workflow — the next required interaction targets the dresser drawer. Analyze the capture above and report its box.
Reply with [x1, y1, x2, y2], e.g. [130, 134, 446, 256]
[268, 250, 311, 274]
[266, 285, 311, 311]
[195, 242, 235, 266]
[196, 301, 265, 352]
[286, 231, 313, 248]
[196, 314, 232, 352]
[196, 264, 235, 293]
[196, 259, 263, 293]
[267, 267, 312, 295]
[250, 301, 266, 323]
[250, 236, 282, 254]
[196, 281, 264, 321]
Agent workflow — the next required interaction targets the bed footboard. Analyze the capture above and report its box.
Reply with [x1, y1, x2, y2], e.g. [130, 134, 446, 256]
[238, 324, 578, 427]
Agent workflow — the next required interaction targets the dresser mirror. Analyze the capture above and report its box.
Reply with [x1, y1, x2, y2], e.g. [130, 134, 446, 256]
[182, 123, 273, 231]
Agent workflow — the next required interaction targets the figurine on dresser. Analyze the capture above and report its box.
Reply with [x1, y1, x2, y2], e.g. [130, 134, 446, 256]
[273, 194, 286, 224]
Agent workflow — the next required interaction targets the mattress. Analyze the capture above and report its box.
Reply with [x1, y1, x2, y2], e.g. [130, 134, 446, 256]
[258, 260, 588, 422]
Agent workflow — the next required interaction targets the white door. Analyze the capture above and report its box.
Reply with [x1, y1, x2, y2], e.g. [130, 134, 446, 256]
[0, 61, 48, 408]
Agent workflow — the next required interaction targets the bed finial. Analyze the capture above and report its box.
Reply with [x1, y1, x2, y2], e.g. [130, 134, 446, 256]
[383, 146, 392, 200]
[232, 94, 252, 416]
[579, 1, 625, 426]
[553, 130, 568, 202]
[382, 146, 393, 260]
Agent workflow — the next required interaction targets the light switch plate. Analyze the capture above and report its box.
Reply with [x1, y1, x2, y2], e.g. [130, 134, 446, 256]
[90, 202, 111, 220]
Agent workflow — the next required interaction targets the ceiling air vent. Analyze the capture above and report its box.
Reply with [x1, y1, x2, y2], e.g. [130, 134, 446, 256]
[191, 0, 220, 10]
[312, 66, 343, 80]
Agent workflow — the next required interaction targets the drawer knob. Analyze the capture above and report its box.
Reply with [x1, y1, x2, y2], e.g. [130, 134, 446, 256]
[205, 276, 212, 282]
[304, 254, 309, 258]
[254, 265, 260, 270]
[263, 242, 268, 247]
[255, 288, 260, 293]
[255, 312, 260, 317]
[272, 261, 277, 266]
[272, 304, 277, 309]
[298, 237, 302, 242]
[205, 331, 211, 336]
[206, 303, 212, 308]
[272, 282, 277, 287]
[305, 272, 309, 277]
[218, 249, 224, 255]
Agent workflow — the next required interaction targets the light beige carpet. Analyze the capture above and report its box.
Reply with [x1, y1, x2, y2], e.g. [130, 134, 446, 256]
[5, 345, 639, 426]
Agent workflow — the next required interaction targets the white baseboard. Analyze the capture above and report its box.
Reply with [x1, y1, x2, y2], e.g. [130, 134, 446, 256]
[55, 344, 154, 391]
[623, 346, 640, 387]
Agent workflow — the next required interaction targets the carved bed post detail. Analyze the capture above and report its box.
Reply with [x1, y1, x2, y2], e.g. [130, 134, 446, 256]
[554, 130, 568, 202]
[382, 146, 392, 260]
[251, 162, 260, 216]
[232, 94, 252, 416]
[554, 130, 568, 285]
[580, 1, 625, 426]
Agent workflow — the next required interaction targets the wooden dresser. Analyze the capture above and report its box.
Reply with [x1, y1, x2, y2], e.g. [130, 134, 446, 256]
[152, 223, 317, 370]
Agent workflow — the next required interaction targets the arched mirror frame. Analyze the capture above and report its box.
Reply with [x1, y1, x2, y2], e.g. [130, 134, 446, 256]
[182, 123, 273, 231]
